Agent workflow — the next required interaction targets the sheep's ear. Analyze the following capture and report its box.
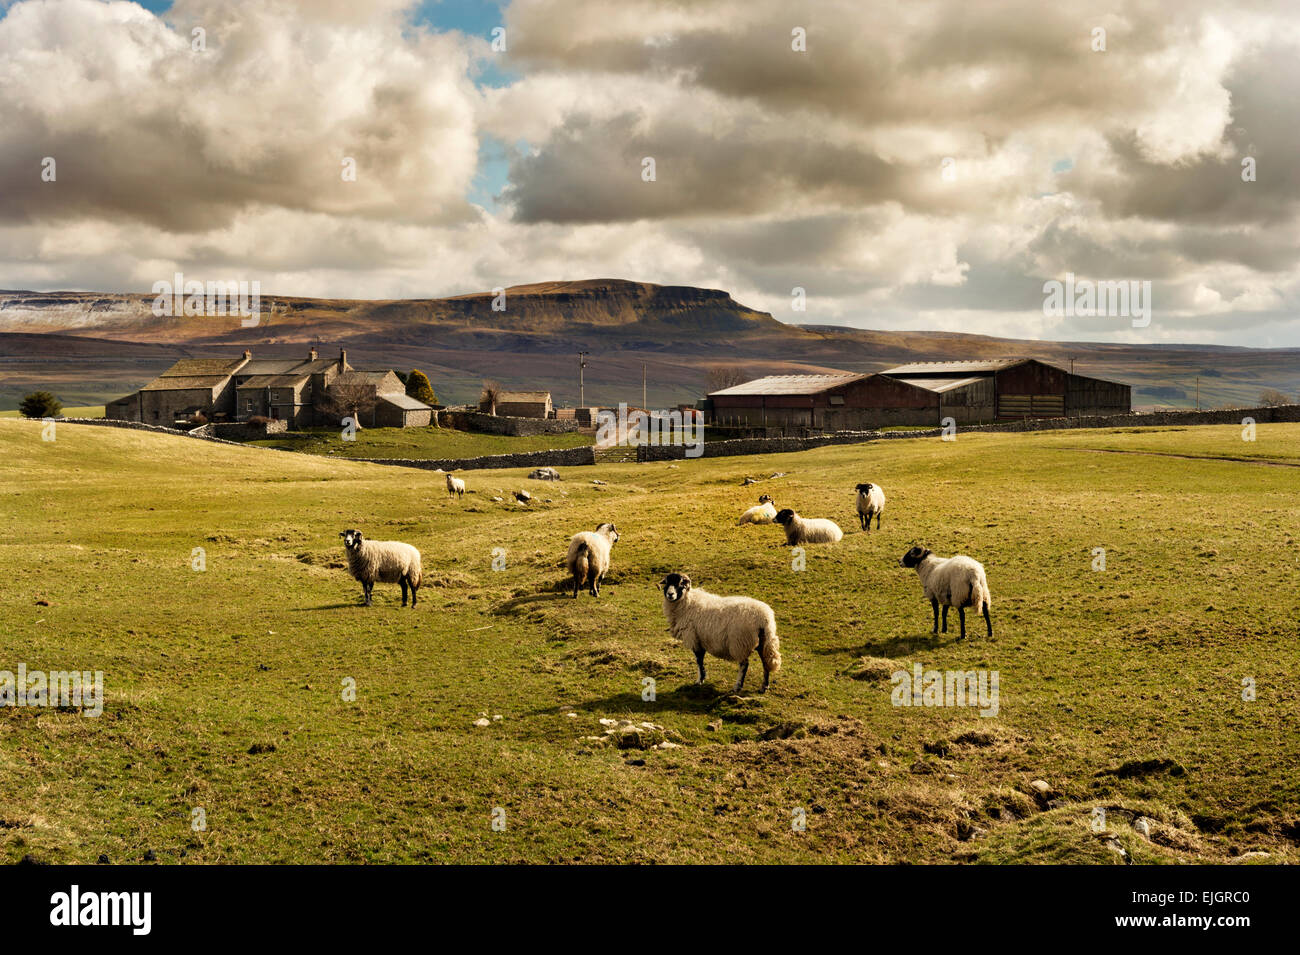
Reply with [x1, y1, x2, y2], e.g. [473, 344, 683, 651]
[679, 574, 691, 589]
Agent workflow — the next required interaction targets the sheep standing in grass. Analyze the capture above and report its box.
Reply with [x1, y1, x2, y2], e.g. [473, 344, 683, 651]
[899, 545, 992, 640]
[565, 522, 619, 598]
[446, 472, 465, 499]
[339, 529, 422, 608]
[658, 573, 782, 693]
[773, 508, 843, 545]
[855, 482, 886, 532]
[736, 494, 777, 526]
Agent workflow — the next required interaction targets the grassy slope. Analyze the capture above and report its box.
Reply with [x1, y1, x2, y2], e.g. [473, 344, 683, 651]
[0, 406, 104, 419]
[247, 426, 592, 460]
[1, 420, 1297, 864]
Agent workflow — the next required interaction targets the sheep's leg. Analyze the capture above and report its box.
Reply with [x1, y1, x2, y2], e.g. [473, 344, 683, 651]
[363, 581, 373, 606]
[734, 658, 749, 694]
[930, 597, 939, 634]
[941, 603, 949, 633]
[958, 606, 967, 641]
[409, 577, 419, 608]
[400, 577, 409, 607]
[694, 649, 706, 685]
[983, 604, 993, 638]
[876, 513, 881, 530]
[572, 576, 580, 599]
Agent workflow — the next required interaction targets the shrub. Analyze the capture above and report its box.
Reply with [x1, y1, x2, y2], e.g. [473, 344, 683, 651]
[406, 368, 437, 406]
[19, 391, 62, 419]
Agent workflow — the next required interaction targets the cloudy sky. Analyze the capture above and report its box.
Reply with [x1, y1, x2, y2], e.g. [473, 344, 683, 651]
[2, 0, 1298, 345]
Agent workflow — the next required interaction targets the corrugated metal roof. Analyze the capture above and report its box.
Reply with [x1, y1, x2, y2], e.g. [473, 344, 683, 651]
[378, 393, 431, 411]
[880, 359, 1027, 376]
[710, 374, 866, 397]
[886, 375, 989, 394]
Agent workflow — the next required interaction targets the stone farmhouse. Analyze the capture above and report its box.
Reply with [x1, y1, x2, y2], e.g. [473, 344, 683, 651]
[106, 348, 432, 428]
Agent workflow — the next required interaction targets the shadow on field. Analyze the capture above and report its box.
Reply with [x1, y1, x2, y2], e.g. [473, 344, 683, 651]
[533, 682, 756, 719]
[816, 631, 964, 657]
[490, 592, 572, 614]
[296, 602, 365, 611]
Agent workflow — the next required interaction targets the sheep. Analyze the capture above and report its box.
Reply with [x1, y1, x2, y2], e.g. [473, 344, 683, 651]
[658, 572, 782, 693]
[736, 494, 777, 526]
[446, 472, 465, 499]
[339, 529, 422, 608]
[855, 482, 886, 532]
[565, 522, 620, 598]
[899, 545, 993, 640]
[773, 508, 843, 545]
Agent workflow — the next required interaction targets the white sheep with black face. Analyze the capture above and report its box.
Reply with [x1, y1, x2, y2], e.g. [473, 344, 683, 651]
[899, 545, 992, 640]
[339, 529, 423, 607]
[773, 508, 843, 545]
[446, 472, 466, 499]
[736, 494, 777, 526]
[565, 522, 620, 598]
[855, 482, 886, 532]
[659, 573, 782, 693]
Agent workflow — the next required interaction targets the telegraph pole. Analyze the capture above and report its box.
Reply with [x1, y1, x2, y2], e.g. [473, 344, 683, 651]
[578, 351, 589, 408]
[642, 363, 647, 410]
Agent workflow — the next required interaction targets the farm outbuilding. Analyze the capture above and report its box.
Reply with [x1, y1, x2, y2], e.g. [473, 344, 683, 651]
[880, 359, 1131, 423]
[494, 391, 553, 418]
[705, 360, 1130, 430]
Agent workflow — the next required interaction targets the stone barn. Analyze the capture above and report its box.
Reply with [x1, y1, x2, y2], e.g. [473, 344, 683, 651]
[494, 391, 553, 418]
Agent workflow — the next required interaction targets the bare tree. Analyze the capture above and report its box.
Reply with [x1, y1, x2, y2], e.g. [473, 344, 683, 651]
[479, 380, 502, 415]
[1258, 388, 1293, 408]
[706, 364, 751, 392]
[322, 378, 376, 427]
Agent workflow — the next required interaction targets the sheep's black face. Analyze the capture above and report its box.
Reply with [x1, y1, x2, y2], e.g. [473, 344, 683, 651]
[660, 572, 691, 602]
[857, 483, 874, 493]
[774, 508, 795, 525]
[900, 545, 930, 568]
[758, 494, 773, 504]
[340, 529, 364, 551]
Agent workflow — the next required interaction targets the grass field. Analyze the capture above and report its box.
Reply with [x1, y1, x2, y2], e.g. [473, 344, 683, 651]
[248, 425, 592, 459]
[0, 406, 104, 419]
[1, 419, 1298, 864]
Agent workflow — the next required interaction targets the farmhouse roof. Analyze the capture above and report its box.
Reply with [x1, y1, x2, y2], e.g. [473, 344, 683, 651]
[139, 375, 227, 391]
[158, 357, 248, 377]
[709, 373, 867, 397]
[334, 370, 397, 387]
[238, 357, 339, 377]
[236, 374, 308, 389]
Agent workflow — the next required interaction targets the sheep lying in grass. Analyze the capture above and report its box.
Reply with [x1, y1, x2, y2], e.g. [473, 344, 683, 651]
[565, 522, 619, 598]
[659, 572, 782, 693]
[855, 482, 886, 532]
[340, 529, 422, 608]
[446, 472, 465, 499]
[736, 494, 777, 526]
[899, 545, 992, 640]
[774, 508, 843, 545]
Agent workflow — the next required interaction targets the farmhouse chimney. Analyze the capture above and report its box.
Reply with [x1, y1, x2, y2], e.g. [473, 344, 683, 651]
[339, 348, 348, 370]
[309, 347, 318, 361]
[242, 350, 251, 359]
